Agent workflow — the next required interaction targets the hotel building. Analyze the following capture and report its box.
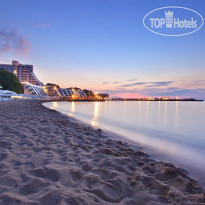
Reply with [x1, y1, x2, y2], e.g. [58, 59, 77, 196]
[0, 60, 42, 86]
[57, 87, 87, 98]
[23, 82, 47, 96]
[0, 60, 108, 99]
[42, 84, 60, 97]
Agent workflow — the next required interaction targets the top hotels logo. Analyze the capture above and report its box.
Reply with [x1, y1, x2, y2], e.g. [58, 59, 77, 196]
[165, 11, 174, 28]
[143, 6, 204, 36]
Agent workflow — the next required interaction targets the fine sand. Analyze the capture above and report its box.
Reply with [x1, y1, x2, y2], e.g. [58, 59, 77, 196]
[0, 100, 205, 205]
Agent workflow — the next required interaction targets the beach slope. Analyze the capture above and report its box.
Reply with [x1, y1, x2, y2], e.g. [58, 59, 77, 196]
[0, 100, 204, 204]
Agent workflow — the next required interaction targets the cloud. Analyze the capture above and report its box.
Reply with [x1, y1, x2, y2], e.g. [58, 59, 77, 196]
[145, 81, 175, 87]
[96, 87, 205, 99]
[113, 82, 121, 84]
[118, 81, 175, 88]
[0, 27, 31, 55]
[194, 80, 205, 82]
[0, 58, 10, 63]
[192, 80, 205, 86]
[94, 89, 140, 95]
[127, 78, 138, 81]
[153, 88, 205, 99]
[120, 82, 147, 87]
[165, 87, 180, 91]
[102, 82, 109, 84]
[138, 87, 205, 99]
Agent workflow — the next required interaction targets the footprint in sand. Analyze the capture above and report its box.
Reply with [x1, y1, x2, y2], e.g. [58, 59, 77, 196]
[30, 167, 60, 182]
[83, 174, 123, 203]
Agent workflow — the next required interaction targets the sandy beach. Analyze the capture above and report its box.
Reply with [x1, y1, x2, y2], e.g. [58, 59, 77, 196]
[0, 100, 204, 205]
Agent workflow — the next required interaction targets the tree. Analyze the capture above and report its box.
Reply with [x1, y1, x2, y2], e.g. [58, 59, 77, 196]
[83, 89, 94, 98]
[0, 69, 24, 94]
[46, 83, 60, 89]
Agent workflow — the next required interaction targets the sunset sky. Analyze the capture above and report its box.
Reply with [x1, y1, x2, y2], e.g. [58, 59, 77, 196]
[0, 0, 205, 99]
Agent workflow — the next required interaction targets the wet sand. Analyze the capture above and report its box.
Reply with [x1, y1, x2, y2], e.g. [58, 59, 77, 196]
[0, 100, 204, 205]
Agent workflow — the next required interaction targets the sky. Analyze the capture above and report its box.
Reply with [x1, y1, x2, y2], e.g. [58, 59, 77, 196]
[0, 0, 205, 99]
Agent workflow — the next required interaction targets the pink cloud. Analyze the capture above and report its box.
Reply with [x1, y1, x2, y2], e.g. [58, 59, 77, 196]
[0, 58, 11, 63]
[0, 27, 31, 56]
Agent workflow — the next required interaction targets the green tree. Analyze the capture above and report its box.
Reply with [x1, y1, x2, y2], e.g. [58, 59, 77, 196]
[0, 69, 24, 94]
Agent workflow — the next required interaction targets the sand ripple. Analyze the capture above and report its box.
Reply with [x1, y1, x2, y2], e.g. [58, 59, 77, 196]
[0, 101, 204, 204]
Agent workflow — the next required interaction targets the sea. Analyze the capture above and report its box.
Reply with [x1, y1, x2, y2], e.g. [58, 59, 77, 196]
[44, 101, 205, 186]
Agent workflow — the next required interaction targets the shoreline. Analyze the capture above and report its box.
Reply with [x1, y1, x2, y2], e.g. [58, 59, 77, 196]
[47, 99, 204, 102]
[44, 101, 205, 189]
[0, 100, 205, 204]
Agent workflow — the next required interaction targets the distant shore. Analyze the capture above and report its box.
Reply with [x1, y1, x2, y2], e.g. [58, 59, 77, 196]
[110, 98, 204, 102]
[0, 100, 204, 204]
[51, 98, 204, 102]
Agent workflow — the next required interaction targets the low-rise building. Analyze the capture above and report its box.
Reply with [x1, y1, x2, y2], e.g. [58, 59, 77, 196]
[23, 82, 47, 96]
[42, 84, 60, 97]
[57, 88, 87, 99]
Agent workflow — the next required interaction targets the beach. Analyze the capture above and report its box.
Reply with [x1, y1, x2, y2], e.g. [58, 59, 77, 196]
[0, 100, 204, 205]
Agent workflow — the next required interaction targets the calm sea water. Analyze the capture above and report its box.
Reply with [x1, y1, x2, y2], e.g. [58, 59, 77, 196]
[44, 101, 205, 184]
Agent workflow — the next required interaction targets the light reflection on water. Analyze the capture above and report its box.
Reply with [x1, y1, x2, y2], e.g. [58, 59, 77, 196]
[44, 101, 205, 184]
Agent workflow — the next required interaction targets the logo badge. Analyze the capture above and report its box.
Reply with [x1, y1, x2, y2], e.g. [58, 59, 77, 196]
[143, 6, 204, 36]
